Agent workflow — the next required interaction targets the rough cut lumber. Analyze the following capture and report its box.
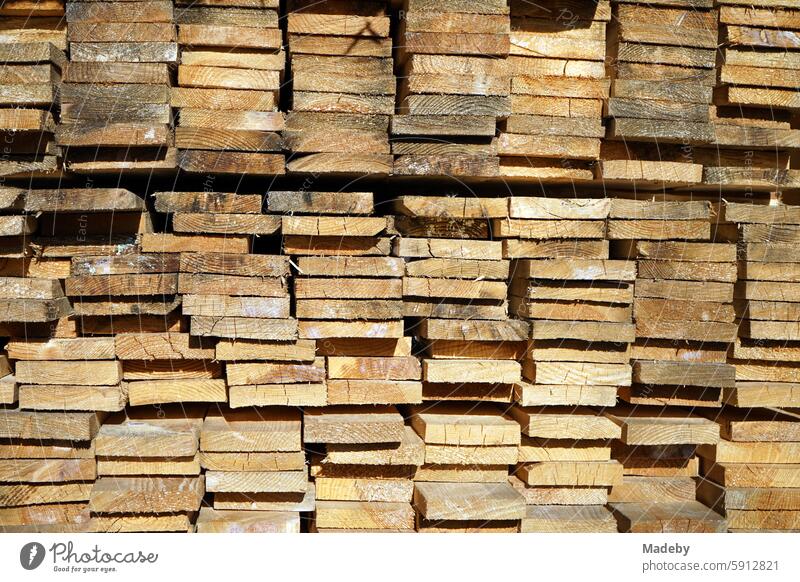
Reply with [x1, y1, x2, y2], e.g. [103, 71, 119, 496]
[7, 337, 114, 361]
[521, 505, 617, 533]
[315, 478, 412, 503]
[205, 471, 307, 494]
[605, 409, 720, 445]
[201, 409, 302, 453]
[410, 404, 520, 446]
[89, 477, 204, 514]
[414, 482, 525, 521]
[196, 508, 300, 533]
[611, 501, 726, 533]
[314, 501, 415, 530]
[0, 409, 102, 441]
[15, 361, 122, 386]
[303, 406, 405, 444]
[516, 460, 623, 487]
[511, 407, 621, 440]
[323, 427, 425, 467]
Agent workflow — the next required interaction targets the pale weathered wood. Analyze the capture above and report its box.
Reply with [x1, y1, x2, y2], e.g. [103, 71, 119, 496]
[415, 482, 524, 521]
[410, 403, 520, 446]
[605, 408, 720, 445]
[201, 409, 302, 453]
[304, 406, 405, 444]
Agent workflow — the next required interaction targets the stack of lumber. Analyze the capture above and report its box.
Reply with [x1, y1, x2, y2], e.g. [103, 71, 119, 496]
[503, 196, 629, 411]
[0, 0, 65, 178]
[1, 187, 152, 336]
[59, 0, 177, 174]
[611, 199, 737, 409]
[309, 419, 422, 532]
[396, 195, 508, 322]
[696, 201, 800, 532]
[510, 406, 621, 532]
[726, 201, 800, 411]
[706, 3, 800, 196]
[395, 195, 526, 402]
[307, 406, 416, 532]
[0, 188, 65, 328]
[5, 3, 800, 536]
[709, 0, 800, 194]
[285, 0, 393, 175]
[90, 406, 205, 532]
[174, 0, 285, 176]
[54, 189, 164, 332]
[717, 2, 800, 112]
[606, 407, 726, 533]
[504, 197, 630, 531]
[11, 336, 123, 416]
[1, 336, 108, 532]
[508, 197, 633, 410]
[153, 190, 285, 345]
[275, 191, 401, 352]
[409, 404, 525, 532]
[698, 409, 800, 532]
[198, 408, 305, 533]
[610, 209, 734, 530]
[114, 331, 224, 409]
[156, 193, 295, 344]
[0, 397, 99, 532]
[391, 0, 510, 177]
[601, 0, 716, 189]
[501, 0, 608, 181]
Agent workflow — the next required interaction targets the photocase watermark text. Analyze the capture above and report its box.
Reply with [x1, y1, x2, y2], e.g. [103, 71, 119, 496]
[49, 542, 159, 565]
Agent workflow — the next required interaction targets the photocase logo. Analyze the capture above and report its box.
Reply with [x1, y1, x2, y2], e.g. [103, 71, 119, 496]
[20, 542, 46, 570]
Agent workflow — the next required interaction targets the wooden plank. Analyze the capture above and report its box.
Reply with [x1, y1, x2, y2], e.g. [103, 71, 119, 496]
[0, 458, 95, 483]
[493, 218, 605, 239]
[315, 477, 412, 503]
[89, 477, 204, 514]
[141, 233, 249, 254]
[126, 379, 226, 405]
[178, 25, 281, 50]
[190, 316, 297, 341]
[7, 337, 114, 361]
[16, 361, 121, 386]
[201, 409, 302, 453]
[229, 383, 327, 408]
[423, 359, 520, 384]
[177, 151, 285, 175]
[287, 14, 389, 36]
[510, 407, 621, 440]
[0, 409, 102, 441]
[414, 482, 524, 521]
[605, 409, 720, 445]
[65, 273, 178, 296]
[409, 403, 520, 445]
[19, 384, 126, 412]
[517, 461, 622, 487]
[196, 508, 300, 533]
[183, 295, 290, 319]
[633, 361, 736, 389]
[323, 426, 424, 467]
[227, 359, 325, 386]
[268, 191, 373, 215]
[526, 362, 631, 387]
[206, 471, 307, 494]
[521, 505, 617, 533]
[611, 501, 725, 533]
[304, 406, 405, 444]
[179, 274, 287, 297]
[314, 501, 414, 530]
